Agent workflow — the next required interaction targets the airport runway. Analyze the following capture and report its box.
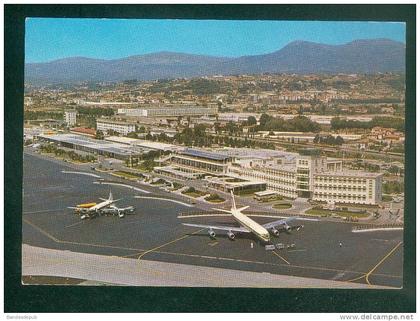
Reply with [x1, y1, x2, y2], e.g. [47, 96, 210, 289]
[22, 151, 403, 288]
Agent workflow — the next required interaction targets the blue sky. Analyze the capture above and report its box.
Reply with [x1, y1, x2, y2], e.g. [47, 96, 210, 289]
[25, 18, 406, 63]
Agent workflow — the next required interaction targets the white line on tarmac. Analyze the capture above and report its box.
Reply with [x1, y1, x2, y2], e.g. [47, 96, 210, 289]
[352, 228, 403, 233]
[178, 214, 319, 221]
[95, 182, 151, 194]
[23, 209, 62, 214]
[294, 217, 320, 222]
[134, 196, 193, 207]
[61, 170, 101, 178]
[65, 221, 85, 228]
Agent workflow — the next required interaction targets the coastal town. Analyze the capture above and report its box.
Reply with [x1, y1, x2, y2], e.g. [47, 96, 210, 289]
[24, 73, 405, 220]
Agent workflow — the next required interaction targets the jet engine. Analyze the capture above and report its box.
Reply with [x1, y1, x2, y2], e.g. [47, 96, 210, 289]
[284, 224, 292, 232]
[271, 228, 280, 236]
[208, 229, 216, 238]
[227, 231, 235, 240]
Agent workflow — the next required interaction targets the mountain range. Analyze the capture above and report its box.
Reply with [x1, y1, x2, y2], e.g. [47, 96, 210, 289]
[25, 38, 405, 84]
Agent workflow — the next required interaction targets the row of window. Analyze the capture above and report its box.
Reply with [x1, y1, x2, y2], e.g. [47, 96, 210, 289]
[172, 158, 225, 173]
[259, 168, 295, 178]
[229, 169, 295, 185]
[314, 185, 367, 192]
[314, 193, 368, 201]
[314, 176, 370, 184]
[297, 159, 309, 165]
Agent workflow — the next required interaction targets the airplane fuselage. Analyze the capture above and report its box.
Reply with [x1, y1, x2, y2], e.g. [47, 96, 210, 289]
[88, 199, 115, 212]
[232, 210, 271, 243]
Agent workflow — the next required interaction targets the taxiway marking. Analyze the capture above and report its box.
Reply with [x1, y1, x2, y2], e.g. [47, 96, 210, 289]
[23, 209, 63, 215]
[152, 249, 402, 280]
[347, 241, 403, 285]
[96, 182, 151, 194]
[365, 241, 403, 285]
[61, 170, 100, 178]
[22, 217, 402, 285]
[353, 228, 403, 233]
[271, 250, 291, 265]
[137, 229, 205, 260]
[178, 213, 319, 221]
[178, 214, 230, 218]
[23, 217, 60, 242]
[287, 249, 307, 253]
[23, 217, 146, 252]
[135, 196, 193, 207]
[65, 221, 85, 228]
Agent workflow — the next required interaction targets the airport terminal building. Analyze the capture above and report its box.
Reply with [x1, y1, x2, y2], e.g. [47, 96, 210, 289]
[161, 147, 382, 205]
[227, 154, 382, 205]
[169, 148, 232, 175]
[36, 133, 145, 160]
[35, 131, 382, 205]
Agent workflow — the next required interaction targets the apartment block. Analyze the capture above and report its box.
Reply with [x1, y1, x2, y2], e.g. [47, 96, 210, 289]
[96, 119, 136, 135]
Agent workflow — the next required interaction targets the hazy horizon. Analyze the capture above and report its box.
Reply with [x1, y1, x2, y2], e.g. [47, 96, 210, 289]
[25, 19, 406, 63]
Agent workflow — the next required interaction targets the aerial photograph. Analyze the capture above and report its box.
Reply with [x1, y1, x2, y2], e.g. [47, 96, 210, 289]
[22, 18, 405, 288]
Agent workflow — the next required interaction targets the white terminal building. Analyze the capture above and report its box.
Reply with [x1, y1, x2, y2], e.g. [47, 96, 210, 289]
[64, 110, 77, 126]
[160, 147, 382, 205]
[96, 119, 136, 135]
[117, 106, 218, 118]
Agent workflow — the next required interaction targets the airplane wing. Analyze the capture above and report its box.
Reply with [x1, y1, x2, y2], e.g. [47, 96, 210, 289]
[262, 216, 298, 229]
[67, 206, 86, 210]
[182, 223, 250, 233]
[109, 205, 134, 211]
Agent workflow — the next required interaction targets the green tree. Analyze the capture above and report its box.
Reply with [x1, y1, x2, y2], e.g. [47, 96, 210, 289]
[137, 126, 146, 133]
[259, 113, 272, 127]
[127, 132, 139, 139]
[95, 130, 104, 140]
[247, 116, 257, 126]
[335, 136, 344, 145]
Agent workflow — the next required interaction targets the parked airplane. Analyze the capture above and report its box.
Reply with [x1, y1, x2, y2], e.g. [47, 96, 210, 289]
[68, 191, 131, 219]
[182, 191, 303, 243]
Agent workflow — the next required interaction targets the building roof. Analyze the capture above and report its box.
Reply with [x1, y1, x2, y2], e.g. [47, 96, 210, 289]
[215, 147, 298, 160]
[70, 127, 96, 136]
[105, 136, 139, 145]
[135, 140, 184, 152]
[105, 136, 184, 152]
[97, 118, 136, 126]
[37, 133, 145, 157]
[254, 190, 279, 197]
[181, 148, 230, 161]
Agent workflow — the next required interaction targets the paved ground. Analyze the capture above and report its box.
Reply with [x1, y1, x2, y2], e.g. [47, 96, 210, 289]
[22, 244, 391, 288]
[22, 150, 404, 288]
